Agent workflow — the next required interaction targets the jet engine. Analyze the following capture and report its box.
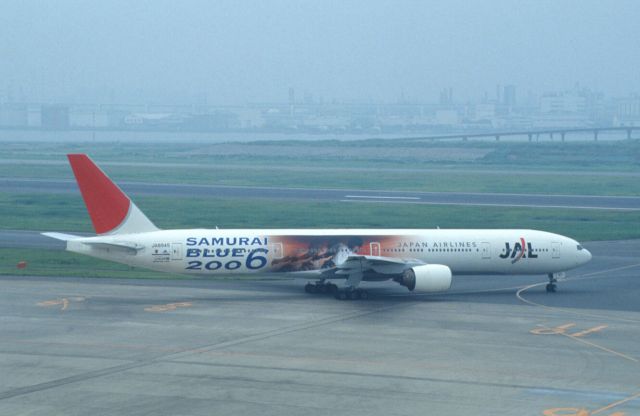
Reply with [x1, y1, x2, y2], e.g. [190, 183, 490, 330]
[399, 264, 452, 293]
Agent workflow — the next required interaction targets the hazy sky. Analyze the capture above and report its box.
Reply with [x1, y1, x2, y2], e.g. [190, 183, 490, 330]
[1, 0, 639, 104]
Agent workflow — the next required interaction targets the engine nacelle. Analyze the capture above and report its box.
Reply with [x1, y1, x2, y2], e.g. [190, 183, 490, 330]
[400, 264, 452, 293]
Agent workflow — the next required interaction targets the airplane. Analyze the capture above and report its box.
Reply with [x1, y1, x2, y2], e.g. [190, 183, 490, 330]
[43, 154, 592, 300]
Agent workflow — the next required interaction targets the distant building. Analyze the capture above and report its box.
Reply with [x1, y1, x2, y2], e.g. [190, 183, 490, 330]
[69, 108, 110, 128]
[41, 105, 69, 129]
[27, 106, 41, 127]
[435, 109, 459, 125]
[303, 91, 314, 105]
[186, 112, 240, 131]
[540, 92, 587, 114]
[503, 85, 516, 108]
[613, 95, 640, 127]
[439, 88, 453, 105]
[472, 103, 496, 122]
[123, 112, 187, 129]
[236, 108, 265, 129]
[0, 104, 28, 127]
[288, 87, 295, 105]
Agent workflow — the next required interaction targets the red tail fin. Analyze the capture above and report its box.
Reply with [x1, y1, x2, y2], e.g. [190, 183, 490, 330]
[67, 154, 157, 235]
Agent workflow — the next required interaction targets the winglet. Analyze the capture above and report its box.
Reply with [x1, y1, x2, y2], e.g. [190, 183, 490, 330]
[67, 154, 158, 235]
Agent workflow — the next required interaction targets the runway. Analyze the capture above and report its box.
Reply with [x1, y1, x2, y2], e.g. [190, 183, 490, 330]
[0, 230, 68, 250]
[0, 240, 639, 415]
[3, 177, 640, 211]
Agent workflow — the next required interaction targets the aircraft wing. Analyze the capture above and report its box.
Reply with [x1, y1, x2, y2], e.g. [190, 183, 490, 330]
[336, 254, 425, 275]
[296, 254, 424, 280]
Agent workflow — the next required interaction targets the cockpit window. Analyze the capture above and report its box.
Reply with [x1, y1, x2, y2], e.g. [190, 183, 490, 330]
[577, 245, 583, 251]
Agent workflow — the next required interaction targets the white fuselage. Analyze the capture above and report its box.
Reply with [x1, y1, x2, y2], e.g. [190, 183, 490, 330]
[54, 154, 592, 294]
[66, 228, 592, 280]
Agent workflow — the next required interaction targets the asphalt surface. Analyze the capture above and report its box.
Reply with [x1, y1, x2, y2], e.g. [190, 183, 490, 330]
[0, 240, 639, 415]
[4, 158, 640, 176]
[3, 177, 640, 211]
[0, 230, 67, 250]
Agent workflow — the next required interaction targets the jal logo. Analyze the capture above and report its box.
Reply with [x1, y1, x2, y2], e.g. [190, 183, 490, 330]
[499, 238, 538, 263]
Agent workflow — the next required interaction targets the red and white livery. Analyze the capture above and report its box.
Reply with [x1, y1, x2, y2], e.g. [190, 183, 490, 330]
[44, 154, 592, 299]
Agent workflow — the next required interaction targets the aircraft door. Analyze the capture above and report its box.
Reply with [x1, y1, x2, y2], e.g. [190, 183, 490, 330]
[481, 242, 491, 259]
[370, 242, 381, 256]
[269, 242, 284, 260]
[552, 242, 561, 259]
[171, 243, 182, 261]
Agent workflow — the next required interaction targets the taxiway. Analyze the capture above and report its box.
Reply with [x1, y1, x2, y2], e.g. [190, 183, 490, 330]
[0, 240, 638, 415]
[3, 177, 640, 211]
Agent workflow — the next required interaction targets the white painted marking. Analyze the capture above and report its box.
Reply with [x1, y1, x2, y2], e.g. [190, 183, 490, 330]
[339, 199, 640, 211]
[344, 195, 420, 200]
[516, 263, 640, 324]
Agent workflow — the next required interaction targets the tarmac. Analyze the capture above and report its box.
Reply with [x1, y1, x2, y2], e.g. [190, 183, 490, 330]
[3, 177, 640, 211]
[0, 239, 639, 415]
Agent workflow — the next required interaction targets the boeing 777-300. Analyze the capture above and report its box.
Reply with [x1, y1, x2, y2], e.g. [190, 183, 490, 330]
[43, 154, 592, 300]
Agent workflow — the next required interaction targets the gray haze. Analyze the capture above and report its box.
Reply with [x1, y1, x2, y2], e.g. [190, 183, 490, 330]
[2, 0, 639, 104]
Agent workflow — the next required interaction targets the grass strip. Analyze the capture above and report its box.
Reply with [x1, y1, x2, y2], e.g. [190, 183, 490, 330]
[2, 193, 639, 242]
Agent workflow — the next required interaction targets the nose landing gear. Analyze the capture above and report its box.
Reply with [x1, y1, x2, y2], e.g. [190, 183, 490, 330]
[545, 272, 565, 293]
[545, 282, 557, 293]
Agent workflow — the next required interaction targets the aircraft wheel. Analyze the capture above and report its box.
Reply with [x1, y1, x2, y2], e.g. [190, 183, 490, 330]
[336, 290, 348, 300]
[305, 283, 316, 294]
[359, 290, 369, 300]
[326, 283, 338, 294]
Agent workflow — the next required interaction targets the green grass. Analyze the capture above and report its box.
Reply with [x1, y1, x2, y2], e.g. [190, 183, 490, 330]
[2, 138, 640, 169]
[2, 139, 640, 196]
[1, 248, 183, 279]
[3, 192, 639, 241]
[1, 138, 638, 279]
[1, 162, 639, 197]
[0, 193, 95, 233]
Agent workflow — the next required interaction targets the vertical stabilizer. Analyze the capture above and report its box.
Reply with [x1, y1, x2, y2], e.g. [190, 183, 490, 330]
[67, 154, 159, 235]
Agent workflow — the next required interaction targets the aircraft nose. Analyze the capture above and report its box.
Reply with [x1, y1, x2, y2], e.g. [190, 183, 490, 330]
[576, 246, 592, 265]
[573, 240, 592, 266]
[582, 248, 592, 263]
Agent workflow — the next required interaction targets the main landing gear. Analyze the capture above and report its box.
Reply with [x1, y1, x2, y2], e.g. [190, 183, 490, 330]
[304, 280, 338, 295]
[334, 287, 369, 301]
[304, 281, 369, 300]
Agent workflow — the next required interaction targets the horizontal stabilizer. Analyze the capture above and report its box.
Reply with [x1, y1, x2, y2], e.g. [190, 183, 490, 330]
[41, 232, 82, 241]
[81, 240, 144, 255]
